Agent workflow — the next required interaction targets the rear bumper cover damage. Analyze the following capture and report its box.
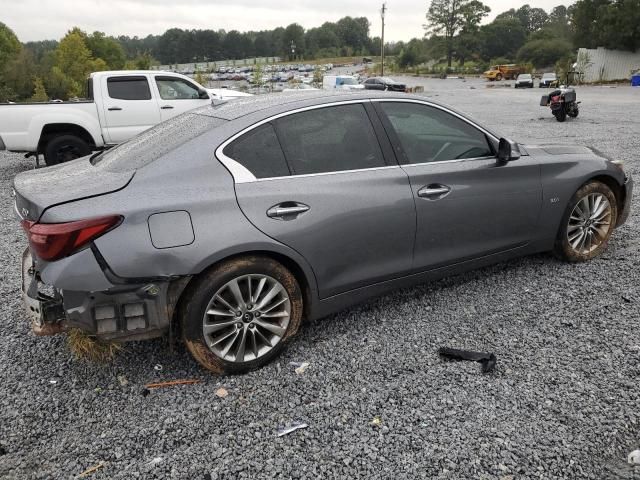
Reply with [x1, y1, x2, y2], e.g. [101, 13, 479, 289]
[21, 247, 190, 341]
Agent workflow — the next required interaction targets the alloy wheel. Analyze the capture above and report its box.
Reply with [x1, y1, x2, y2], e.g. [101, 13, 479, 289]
[202, 274, 291, 363]
[567, 193, 612, 255]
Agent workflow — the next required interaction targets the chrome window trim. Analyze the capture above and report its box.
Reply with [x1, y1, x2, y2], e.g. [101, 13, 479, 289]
[215, 97, 499, 184]
[216, 99, 381, 184]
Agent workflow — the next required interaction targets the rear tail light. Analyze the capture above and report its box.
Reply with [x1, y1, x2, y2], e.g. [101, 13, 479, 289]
[21, 215, 122, 261]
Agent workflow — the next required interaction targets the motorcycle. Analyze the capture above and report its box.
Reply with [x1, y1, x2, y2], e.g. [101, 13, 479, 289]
[540, 72, 580, 122]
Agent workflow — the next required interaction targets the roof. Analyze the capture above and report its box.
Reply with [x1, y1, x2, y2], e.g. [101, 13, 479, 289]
[192, 90, 434, 121]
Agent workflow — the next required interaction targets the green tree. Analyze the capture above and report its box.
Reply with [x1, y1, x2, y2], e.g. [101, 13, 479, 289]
[3, 48, 37, 99]
[85, 31, 126, 69]
[0, 22, 21, 73]
[425, 0, 490, 67]
[54, 29, 95, 96]
[517, 38, 573, 67]
[30, 77, 48, 102]
[479, 18, 528, 61]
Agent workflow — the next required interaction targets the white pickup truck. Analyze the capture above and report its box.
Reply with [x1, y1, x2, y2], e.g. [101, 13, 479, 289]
[0, 70, 239, 165]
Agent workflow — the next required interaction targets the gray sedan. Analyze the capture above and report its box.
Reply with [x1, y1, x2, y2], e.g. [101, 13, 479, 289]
[14, 92, 633, 374]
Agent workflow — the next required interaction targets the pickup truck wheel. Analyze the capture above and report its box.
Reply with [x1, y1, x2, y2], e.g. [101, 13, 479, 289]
[44, 135, 91, 166]
[181, 256, 303, 375]
[496, 73, 503, 81]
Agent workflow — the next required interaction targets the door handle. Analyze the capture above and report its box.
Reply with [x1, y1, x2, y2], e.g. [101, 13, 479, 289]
[161, 105, 174, 109]
[108, 106, 122, 111]
[417, 184, 451, 200]
[266, 203, 310, 219]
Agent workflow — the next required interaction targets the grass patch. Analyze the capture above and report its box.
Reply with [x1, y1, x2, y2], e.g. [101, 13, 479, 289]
[67, 329, 123, 363]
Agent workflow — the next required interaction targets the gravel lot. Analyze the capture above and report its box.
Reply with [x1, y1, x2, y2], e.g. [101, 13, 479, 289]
[1, 78, 639, 479]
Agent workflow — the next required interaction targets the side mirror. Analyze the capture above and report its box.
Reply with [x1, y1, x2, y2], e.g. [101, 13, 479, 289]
[199, 88, 210, 100]
[497, 138, 521, 163]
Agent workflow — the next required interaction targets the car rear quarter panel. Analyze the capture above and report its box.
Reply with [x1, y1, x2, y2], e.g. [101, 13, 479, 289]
[39, 125, 319, 303]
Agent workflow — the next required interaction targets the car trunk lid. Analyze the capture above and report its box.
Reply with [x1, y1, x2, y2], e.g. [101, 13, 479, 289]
[13, 157, 134, 222]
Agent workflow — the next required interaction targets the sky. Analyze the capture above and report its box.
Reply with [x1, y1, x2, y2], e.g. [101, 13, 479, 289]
[5, 0, 569, 43]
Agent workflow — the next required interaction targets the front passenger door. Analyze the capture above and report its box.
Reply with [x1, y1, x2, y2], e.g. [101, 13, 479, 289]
[153, 75, 211, 121]
[374, 100, 542, 271]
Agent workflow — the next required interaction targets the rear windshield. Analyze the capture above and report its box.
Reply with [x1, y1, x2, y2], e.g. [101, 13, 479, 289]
[93, 113, 224, 171]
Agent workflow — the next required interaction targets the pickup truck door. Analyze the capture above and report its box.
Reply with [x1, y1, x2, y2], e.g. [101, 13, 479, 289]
[152, 75, 211, 121]
[100, 75, 161, 144]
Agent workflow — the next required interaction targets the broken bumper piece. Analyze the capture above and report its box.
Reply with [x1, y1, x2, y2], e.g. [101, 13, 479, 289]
[21, 247, 187, 341]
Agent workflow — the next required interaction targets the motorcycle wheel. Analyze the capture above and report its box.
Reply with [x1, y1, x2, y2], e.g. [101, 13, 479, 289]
[568, 104, 579, 118]
[554, 109, 567, 122]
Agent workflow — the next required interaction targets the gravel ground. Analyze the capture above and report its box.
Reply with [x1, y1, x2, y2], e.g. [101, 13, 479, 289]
[0, 79, 639, 480]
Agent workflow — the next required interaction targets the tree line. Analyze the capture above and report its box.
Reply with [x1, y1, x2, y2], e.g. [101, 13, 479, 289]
[414, 0, 640, 71]
[0, 0, 638, 102]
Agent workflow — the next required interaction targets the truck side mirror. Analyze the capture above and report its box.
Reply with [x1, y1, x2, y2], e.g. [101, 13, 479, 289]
[199, 89, 210, 100]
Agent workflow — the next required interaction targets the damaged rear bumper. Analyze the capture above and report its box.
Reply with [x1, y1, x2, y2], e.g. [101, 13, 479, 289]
[21, 247, 189, 341]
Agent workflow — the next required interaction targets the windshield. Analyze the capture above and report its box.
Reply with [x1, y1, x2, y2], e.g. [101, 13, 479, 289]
[518, 74, 532, 79]
[380, 77, 395, 83]
[542, 73, 556, 79]
[93, 112, 224, 171]
[337, 77, 357, 85]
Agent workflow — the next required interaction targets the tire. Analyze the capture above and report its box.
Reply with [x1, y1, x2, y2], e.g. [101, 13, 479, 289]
[553, 181, 618, 262]
[496, 73, 503, 81]
[554, 109, 567, 122]
[567, 104, 579, 118]
[180, 255, 303, 374]
[44, 135, 91, 166]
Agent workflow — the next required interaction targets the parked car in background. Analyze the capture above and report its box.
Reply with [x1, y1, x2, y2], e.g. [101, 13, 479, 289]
[540, 72, 558, 88]
[207, 88, 253, 100]
[363, 77, 407, 92]
[0, 71, 214, 166]
[15, 91, 632, 374]
[514, 74, 534, 88]
[322, 75, 364, 90]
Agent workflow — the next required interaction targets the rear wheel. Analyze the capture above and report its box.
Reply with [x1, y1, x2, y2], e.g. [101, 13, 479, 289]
[554, 181, 617, 262]
[553, 109, 567, 122]
[44, 135, 91, 166]
[181, 256, 303, 374]
[496, 73, 503, 81]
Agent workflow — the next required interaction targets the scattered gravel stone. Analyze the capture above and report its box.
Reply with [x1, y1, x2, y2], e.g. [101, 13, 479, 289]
[0, 78, 639, 479]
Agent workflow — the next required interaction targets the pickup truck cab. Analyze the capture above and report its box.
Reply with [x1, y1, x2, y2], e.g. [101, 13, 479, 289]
[0, 71, 214, 165]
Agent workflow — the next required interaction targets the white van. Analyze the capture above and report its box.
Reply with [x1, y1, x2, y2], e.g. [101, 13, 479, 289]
[322, 75, 364, 90]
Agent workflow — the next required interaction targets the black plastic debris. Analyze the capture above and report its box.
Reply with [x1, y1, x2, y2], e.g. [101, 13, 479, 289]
[141, 388, 150, 397]
[439, 347, 497, 373]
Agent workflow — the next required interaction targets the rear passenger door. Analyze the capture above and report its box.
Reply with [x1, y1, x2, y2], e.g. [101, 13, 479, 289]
[223, 102, 416, 299]
[100, 75, 161, 144]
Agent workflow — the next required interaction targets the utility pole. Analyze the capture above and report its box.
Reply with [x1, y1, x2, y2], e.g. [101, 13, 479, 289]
[380, 3, 386, 77]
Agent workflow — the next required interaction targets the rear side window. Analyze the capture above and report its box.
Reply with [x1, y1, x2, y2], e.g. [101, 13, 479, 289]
[107, 76, 152, 100]
[222, 123, 290, 178]
[274, 104, 385, 175]
[378, 102, 493, 164]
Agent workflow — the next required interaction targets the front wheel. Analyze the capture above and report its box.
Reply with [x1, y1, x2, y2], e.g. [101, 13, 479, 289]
[496, 73, 503, 81]
[180, 256, 303, 374]
[554, 181, 618, 262]
[567, 104, 579, 118]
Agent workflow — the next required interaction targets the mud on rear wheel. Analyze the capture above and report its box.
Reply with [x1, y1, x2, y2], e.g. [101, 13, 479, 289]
[180, 256, 303, 374]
